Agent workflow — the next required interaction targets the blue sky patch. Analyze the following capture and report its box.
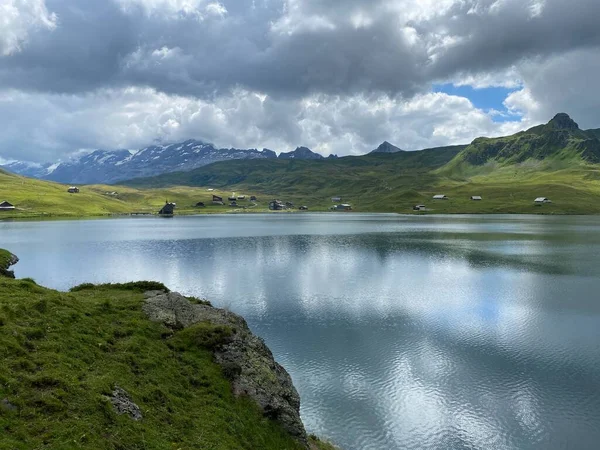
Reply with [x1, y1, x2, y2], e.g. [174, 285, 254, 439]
[433, 83, 521, 122]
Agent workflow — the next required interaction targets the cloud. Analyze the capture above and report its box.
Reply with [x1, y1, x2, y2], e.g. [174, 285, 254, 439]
[505, 48, 600, 129]
[0, 86, 527, 162]
[115, 0, 228, 20]
[0, 0, 599, 162]
[0, 0, 57, 56]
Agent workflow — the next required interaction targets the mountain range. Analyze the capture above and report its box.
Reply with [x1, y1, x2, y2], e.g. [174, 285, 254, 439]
[1, 141, 333, 185]
[3, 113, 600, 186]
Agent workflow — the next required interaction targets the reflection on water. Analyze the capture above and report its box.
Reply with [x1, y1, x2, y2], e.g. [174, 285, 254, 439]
[2, 214, 600, 450]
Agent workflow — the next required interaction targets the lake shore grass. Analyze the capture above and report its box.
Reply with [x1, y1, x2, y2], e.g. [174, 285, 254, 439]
[4, 163, 600, 220]
[0, 253, 337, 450]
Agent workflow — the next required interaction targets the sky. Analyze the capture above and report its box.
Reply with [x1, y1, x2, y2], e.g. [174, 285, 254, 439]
[1, 0, 600, 163]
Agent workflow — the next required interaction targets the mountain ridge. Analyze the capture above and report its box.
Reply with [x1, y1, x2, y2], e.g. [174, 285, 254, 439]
[442, 113, 600, 172]
[4, 113, 600, 186]
[2, 140, 344, 185]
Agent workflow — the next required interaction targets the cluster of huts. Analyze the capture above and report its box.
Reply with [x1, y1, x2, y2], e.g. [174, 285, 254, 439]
[269, 200, 309, 211]
[209, 194, 257, 207]
[413, 195, 553, 211]
[329, 197, 352, 211]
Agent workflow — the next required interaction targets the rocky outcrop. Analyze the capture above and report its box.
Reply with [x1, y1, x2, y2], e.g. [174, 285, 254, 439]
[0, 252, 18, 278]
[108, 386, 143, 421]
[143, 291, 308, 447]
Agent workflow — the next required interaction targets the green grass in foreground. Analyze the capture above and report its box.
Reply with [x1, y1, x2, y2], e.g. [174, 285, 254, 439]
[0, 275, 335, 449]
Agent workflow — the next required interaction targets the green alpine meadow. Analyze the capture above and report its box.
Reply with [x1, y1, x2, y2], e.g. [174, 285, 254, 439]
[0, 251, 335, 450]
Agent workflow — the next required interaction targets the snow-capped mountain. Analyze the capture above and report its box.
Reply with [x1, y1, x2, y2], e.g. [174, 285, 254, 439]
[1, 161, 56, 179]
[2, 140, 279, 184]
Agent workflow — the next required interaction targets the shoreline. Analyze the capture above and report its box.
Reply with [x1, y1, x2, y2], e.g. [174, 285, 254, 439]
[1, 209, 598, 223]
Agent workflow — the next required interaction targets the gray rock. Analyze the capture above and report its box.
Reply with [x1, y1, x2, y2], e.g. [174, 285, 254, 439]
[143, 291, 309, 447]
[108, 386, 143, 421]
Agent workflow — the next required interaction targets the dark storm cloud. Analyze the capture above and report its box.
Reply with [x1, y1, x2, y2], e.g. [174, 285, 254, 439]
[0, 1, 136, 93]
[425, 0, 600, 79]
[2, 0, 600, 99]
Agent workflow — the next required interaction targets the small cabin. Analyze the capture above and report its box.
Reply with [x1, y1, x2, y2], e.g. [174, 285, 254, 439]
[534, 197, 552, 204]
[433, 194, 448, 200]
[471, 196, 482, 201]
[228, 196, 236, 202]
[195, 202, 205, 207]
[269, 200, 285, 211]
[331, 197, 342, 202]
[334, 204, 352, 211]
[413, 205, 426, 211]
[159, 202, 175, 216]
[230, 201, 238, 207]
[68, 186, 80, 194]
[299, 206, 308, 211]
[237, 195, 246, 200]
[0, 201, 15, 211]
[250, 196, 257, 201]
[212, 195, 224, 205]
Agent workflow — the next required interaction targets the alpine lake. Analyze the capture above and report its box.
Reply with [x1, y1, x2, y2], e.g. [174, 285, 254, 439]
[2, 213, 600, 450]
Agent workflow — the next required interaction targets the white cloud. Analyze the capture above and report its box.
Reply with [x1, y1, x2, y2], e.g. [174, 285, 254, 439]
[114, 0, 227, 20]
[0, 86, 528, 162]
[0, 0, 57, 56]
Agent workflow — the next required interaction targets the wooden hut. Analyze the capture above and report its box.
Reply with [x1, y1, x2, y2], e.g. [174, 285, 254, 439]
[0, 201, 15, 211]
[159, 201, 175, 216]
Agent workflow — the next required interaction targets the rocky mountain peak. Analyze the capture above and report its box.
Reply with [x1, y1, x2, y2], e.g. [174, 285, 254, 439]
[371, 141, 403, 154]
[278, 147, 324, 160]
[547, 113, 579, 131]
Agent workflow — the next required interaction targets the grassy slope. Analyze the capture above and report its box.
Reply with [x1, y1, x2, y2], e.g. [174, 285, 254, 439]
[120, 146, 465, 213]
[0, 275, 334, 450]
[121, 143, 600, 214]
[0, 169, 259, 219]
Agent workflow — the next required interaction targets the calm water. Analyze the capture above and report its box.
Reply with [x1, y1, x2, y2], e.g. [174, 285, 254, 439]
[2, 214, 600, 450]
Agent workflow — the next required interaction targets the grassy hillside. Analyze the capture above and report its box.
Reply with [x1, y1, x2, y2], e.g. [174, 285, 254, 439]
[122, 145, 465, 191]
[0, 263, 335, 449]
[442, 113, 600, 174]
[116, 113, 600, 215]
[0, 169, 265, 219]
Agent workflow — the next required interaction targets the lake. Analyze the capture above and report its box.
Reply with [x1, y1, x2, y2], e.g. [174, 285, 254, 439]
[2, 213, 600, 450]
